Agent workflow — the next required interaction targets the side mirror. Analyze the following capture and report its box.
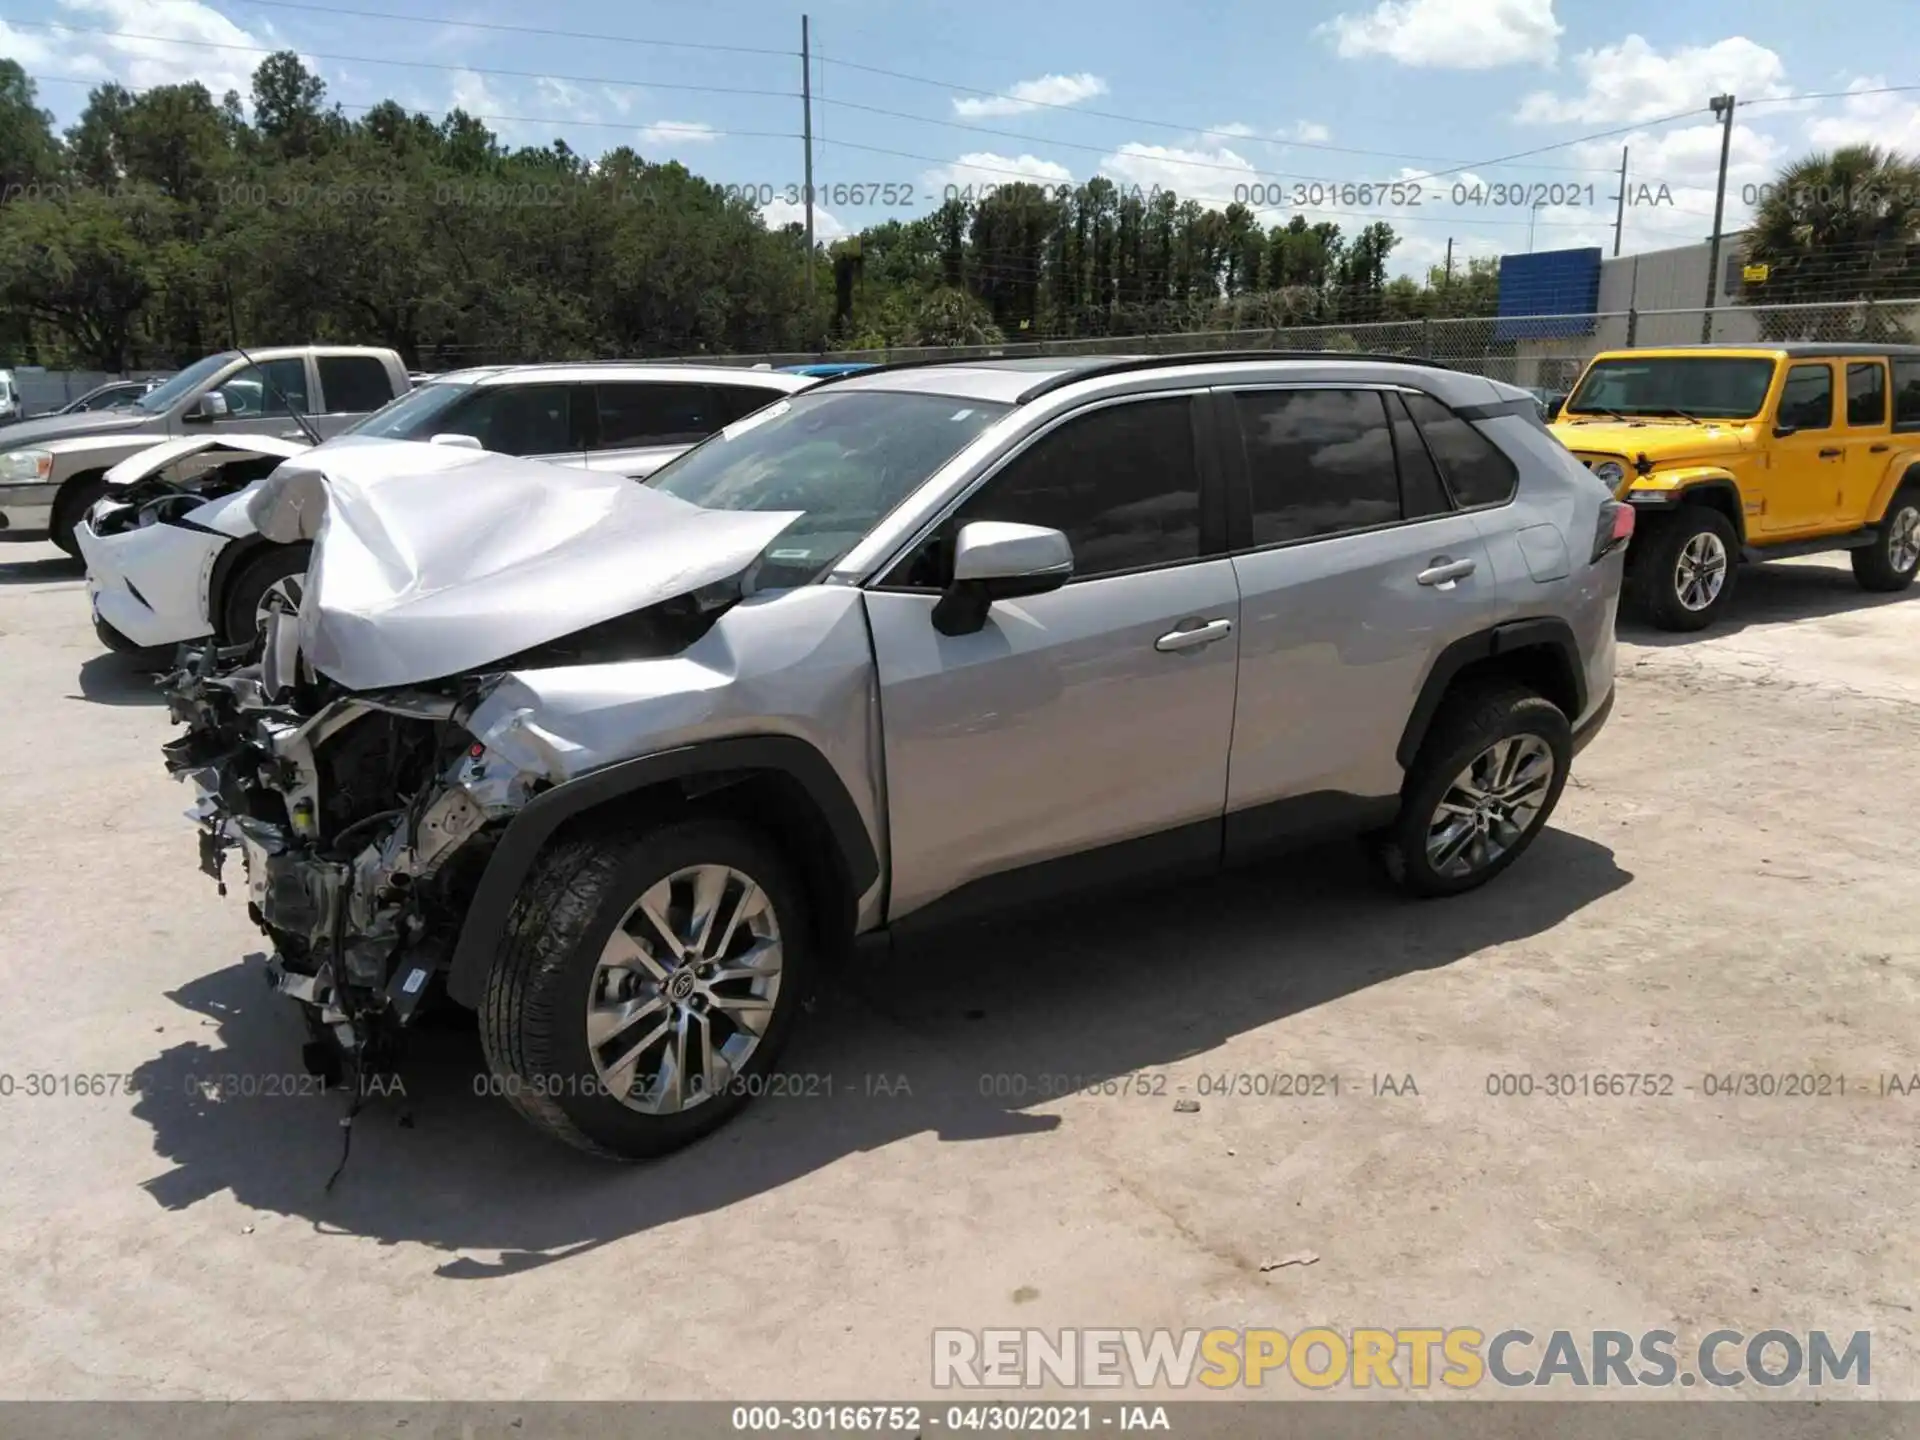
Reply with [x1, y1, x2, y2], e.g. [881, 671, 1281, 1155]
[932, 521, 1073, 636]
[1772, 423, 1796, 438]
[1545, 397, 1564, 421]
[429, 432, 484, 450]
[183, 391, 230, 423]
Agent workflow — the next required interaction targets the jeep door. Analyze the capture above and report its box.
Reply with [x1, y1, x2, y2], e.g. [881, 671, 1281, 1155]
[864, 392, 1240, 921]
[1838, 358, 1893, 524]
[1762, 361, 1844, 534]
[1218, 385, 1504, 830]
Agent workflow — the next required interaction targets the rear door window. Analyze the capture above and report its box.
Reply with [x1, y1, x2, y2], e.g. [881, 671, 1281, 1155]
[1895, 359, 1920, 430]
[317, 355, 399, 414]
[594, 383, 721, 449]
[1846, 361, 1887, 427]
[1233, 388, 1401, 545]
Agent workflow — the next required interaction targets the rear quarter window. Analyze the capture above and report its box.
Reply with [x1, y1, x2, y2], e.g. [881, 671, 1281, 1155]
[1402, 392, 1520, 507]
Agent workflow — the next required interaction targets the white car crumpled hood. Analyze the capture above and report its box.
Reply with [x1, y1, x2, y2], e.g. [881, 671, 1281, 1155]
[247, 444, 801, 692]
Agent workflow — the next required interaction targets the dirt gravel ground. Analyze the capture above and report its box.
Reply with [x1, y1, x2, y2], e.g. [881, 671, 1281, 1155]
[0, 537, 1914, 1404]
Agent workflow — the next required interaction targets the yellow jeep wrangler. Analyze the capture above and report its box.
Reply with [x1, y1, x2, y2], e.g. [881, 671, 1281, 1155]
[1552, 344, 1920, 630]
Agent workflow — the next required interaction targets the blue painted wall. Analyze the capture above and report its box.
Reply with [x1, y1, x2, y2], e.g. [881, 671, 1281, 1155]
[1494, 248, 1603, 340]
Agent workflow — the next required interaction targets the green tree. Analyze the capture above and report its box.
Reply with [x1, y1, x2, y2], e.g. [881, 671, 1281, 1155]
[1742, 145, 1920, 338]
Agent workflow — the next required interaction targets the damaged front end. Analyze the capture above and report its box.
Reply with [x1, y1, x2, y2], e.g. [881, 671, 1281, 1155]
[159, 614, 541, 1084]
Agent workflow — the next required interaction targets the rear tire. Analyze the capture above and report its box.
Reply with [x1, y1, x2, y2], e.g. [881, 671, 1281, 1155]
[50, 473, 110, 556]
[1852, 490, 1920, 593]
[1627, 505, 1738, 631]
[478, 818, 814, 1160]
[219, 544, 309, 647]
[1375, 681, 1572, 899]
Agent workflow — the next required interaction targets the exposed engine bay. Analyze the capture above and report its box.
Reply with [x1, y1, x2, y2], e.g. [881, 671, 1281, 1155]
[88, 436, 312, 539]
[159, 614, 541, 1087]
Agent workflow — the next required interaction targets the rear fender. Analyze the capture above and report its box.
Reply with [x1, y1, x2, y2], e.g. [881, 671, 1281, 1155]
[1867, 452, 1920, 523]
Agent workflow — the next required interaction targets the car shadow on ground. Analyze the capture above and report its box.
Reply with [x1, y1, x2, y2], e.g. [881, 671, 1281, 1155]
[1618, 558, 1918, 647]
[74, 650, 171, 706]
[127, 831, 1631, 1279]
[0, 543, 80, 584]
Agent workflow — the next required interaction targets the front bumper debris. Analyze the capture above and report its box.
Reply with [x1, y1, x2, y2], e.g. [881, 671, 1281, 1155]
[160, 620, 541, 1079]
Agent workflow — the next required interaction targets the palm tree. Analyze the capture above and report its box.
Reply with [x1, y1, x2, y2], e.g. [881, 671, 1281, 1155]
[1741, 145, 1920, 340]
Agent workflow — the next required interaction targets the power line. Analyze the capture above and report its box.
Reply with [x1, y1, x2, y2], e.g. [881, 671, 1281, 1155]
[228, 0, 795, 56]
[1, 18, 798, 98]
[812, 52, 1641, 179]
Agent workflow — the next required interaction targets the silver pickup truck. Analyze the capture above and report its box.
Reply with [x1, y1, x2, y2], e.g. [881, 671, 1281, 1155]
[0, 345, 410, 553]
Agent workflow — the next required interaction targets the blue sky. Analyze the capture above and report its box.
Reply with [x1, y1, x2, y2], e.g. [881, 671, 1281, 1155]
[5, 0, 1919, 275]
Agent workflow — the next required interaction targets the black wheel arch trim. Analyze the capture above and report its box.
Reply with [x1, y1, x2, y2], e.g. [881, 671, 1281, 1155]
[1396, 617, 1589, 772]
[444, 735, 879, 1009]
[1668, 479, 1747, 542]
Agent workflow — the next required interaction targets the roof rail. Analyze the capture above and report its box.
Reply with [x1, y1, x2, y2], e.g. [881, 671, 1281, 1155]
[797, 353, 1030, 388]
[1014, 349, 1452, 402]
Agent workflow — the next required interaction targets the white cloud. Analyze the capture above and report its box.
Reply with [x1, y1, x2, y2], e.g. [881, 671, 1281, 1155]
[1805, 79, 1920, 153]
[761, 197, 848, 240]
[1208, 121, 1258, 139]
[638, 120, 719, 146]
[1281, 120, 1332, 144]
[1516, 35, 1790, 125]
[920, 152, 1075, 195]
[1320, 0, 1561, 70]
[24, 0, 293, 102]
[953, 72, 1106, 119]
[1098, 141, 1259, 209]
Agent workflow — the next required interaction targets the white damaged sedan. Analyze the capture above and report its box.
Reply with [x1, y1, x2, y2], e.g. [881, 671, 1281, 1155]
[77, 433, 316, 653]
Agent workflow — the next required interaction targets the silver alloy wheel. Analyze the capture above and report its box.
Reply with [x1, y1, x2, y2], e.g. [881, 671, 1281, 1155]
[1673, 529, 1728, 612]
[586, 864, 783, 1115]
[254, 573, 305, 632]
[1888, 504, 1920, 574]
[1425, 735, 1556, 880]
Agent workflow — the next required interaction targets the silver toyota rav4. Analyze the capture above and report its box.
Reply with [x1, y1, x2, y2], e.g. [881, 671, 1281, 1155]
[160, 352, 1632, 1160]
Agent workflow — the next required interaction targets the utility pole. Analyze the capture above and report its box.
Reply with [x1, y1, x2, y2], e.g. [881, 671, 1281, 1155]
[801, 14, 817, 345]
[1612, 145, 1628, 256]
[1702, 93, 1735, 342]
[1528, 200, 1545, 253]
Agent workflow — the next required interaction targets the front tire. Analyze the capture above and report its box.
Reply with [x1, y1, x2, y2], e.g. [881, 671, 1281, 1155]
[220, 544, 309, 646]
[1853, 491, 1920, 593]
[1375, 682, 1572, 899]
[1628, 506, 1738, 631]
[479, 818, 813, 1160]
[50, 473, 110, 556]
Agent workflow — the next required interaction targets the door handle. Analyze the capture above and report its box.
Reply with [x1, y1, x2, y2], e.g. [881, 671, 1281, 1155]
[1871, 443, 1890, 453]
[1416, 557, 1477, 588]
[1818, 447, 1843, 458]
[1155, 618, 1233, 652]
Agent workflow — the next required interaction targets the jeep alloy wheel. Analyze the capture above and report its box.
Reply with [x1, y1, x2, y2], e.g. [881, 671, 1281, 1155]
[1673, 530, 1728, 613]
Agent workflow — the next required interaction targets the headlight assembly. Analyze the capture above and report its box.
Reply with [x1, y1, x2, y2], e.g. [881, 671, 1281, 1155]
[1592, 460, 1626, 487]
[0, 449, 53, 485]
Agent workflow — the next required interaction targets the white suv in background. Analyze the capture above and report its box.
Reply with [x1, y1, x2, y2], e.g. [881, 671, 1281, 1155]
[79, 363, 813, 653]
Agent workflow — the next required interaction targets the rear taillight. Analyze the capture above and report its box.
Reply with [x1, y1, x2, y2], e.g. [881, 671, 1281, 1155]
[1592, 499, 1634, 562]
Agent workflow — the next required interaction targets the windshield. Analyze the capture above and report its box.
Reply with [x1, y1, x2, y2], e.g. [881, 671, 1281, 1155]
[336, 380, 475, 439]
[1565, 357, 1777, 420]
[647, 388, 1011, 587]
[134, 352, 237, 413]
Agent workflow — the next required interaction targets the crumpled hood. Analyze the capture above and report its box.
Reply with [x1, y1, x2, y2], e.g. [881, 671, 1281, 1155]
[247, 444, 800, 692]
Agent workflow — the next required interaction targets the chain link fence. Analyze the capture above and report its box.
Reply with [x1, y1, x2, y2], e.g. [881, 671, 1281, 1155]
[650, 298, 1920, 388]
